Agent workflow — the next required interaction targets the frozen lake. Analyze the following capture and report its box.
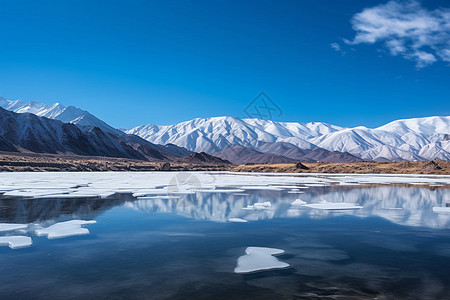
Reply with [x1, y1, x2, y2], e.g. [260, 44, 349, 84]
[1, 172, 450, 299]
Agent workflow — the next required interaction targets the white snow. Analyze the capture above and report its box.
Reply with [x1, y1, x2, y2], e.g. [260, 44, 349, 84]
[234, 247, 290, 273]
[35, 220, 96, 239]
[0, 236, 32, 249]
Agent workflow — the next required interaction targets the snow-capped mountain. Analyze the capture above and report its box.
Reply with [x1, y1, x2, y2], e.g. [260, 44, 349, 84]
[126, 116, 450, 162]
[3, 96, 450, 162]
[126, 116, 341, 153]
[0, 98, 120, 134]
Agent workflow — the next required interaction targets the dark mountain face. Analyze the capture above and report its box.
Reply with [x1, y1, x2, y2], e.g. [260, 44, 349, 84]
[0, 107, 197, 161]
[0, 107, 148, 159]
[180, 152, 231, 165]
[121, 135, 193, 160]
[257, 141, 361, 163]
[214, 145, 297, 164]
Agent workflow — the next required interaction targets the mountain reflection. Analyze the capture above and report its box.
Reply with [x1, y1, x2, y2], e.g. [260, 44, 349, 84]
[0, 193, 133, 223]
[1, 186, 449, 229]
[130, 186, 450, 229]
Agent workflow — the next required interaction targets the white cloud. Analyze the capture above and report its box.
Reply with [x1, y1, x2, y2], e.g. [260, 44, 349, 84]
[330, 42, 341, 52]
[346, 0, 450, 68]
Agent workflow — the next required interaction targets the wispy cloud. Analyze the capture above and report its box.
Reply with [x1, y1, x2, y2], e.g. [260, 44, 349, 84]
[346, 0, 450, 68]
[330, 42, 341, 52]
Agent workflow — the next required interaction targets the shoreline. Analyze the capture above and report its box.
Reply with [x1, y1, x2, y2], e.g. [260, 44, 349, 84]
[1, 153, 450, 174]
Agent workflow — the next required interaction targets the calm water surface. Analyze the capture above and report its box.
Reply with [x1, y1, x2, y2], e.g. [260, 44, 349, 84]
[1, 184, 450, 299]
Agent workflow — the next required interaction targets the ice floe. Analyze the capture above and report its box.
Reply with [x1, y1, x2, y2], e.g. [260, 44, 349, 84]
[0, 236, 32, 249]
[433, 207, 450, 214]
[240, 186, 283, 191]
[234, 247, 290, 273]
[35, 220, 96, 239]
[303, 202, 362, 210]
[195, 189, 245, 193]
[228, 218, 248, 223]
[0, 223, 28, 232]
[291, 199, 307, 206]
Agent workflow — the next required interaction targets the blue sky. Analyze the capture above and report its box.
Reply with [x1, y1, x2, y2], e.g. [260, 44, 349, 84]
[0, 0, 449, 128]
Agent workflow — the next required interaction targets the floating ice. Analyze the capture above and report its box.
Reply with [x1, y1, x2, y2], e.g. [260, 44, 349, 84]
[228, 218, 248, 223]
[242, 201, 272, 210]
[132, 189, 169, 197]
[234, 247, 290, 273]
[0, 172, 449, 201]
[137, 195, 181, 200]
[303, 202, 362, 210]
[0, 223, 28, 232]
[196, 189, 245, 193]
[288, 189, 305, 194]
[35, 220, 96, 239]
[291, 199, 307, 206]
[0, 236, 32, 249]
[240, 186, 283, 191]
[433, 207, 450, 214]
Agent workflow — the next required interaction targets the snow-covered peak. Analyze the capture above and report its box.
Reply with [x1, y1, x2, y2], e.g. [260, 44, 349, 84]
[377, 116, 450, 136]
[0, 97, 120, 134]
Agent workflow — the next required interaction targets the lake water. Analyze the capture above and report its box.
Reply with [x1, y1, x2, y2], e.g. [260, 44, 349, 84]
[1, 172, 450, 299]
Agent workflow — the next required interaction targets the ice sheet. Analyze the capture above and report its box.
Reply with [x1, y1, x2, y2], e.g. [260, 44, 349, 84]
[0, 172, 449, 200]
[234, 247, 290, 273]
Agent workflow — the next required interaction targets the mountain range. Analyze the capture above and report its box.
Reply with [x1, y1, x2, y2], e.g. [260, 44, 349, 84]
[1, 96, 450, 163]
[126, 116, 450, 162]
